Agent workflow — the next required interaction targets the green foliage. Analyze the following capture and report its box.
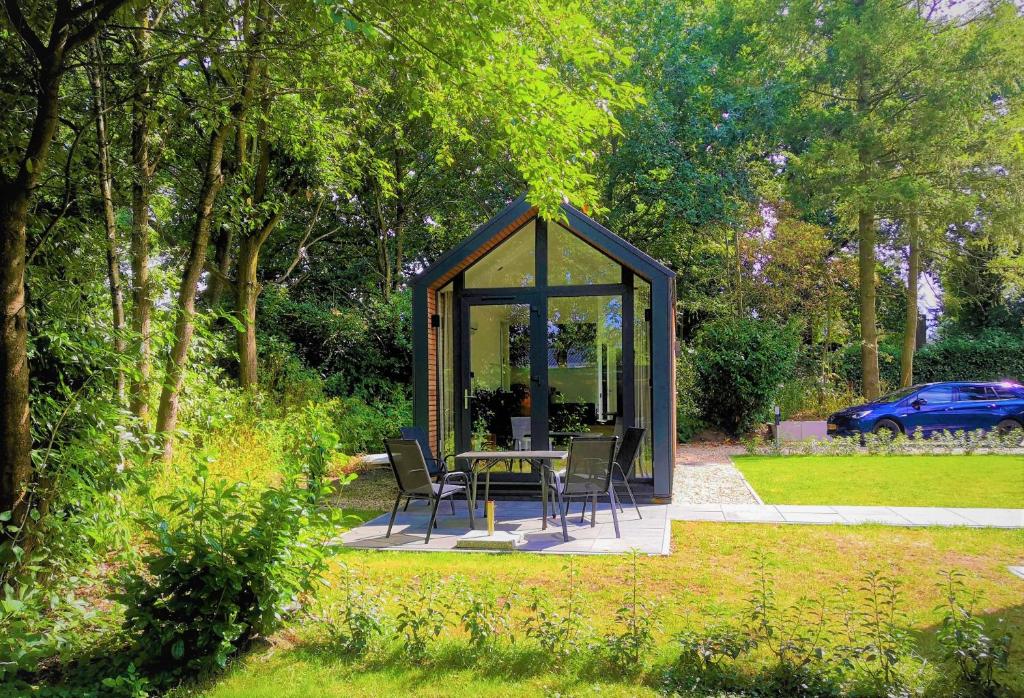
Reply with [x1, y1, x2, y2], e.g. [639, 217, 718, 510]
[839, 330, 1024, 392]
[459, 579, 517, 652]
[395, 575, 449, 659]
[321, 563, 388, 655]
[524, 558, 587, 661]
[675, 348, 703, 441]
[120, 452, 340, 677]
[693, 317, 799, 435]
[936, 570, 1013, 694]
[600, 551, 660, 675]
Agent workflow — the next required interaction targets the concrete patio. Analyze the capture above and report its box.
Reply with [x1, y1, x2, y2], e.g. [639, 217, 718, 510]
[340, 499, 672, 555]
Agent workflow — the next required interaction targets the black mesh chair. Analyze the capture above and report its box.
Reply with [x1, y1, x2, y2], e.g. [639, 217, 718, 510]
[399, 426, 453, 480]
[384, 438, 474, 544]
[583, 427, 644, 520]
[546, 436, 620, 541]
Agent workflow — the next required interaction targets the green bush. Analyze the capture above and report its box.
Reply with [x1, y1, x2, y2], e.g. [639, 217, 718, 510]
[676, 348, 704, 441]
[120, 452, 341, 678]
[839, 330, 1024, 392]
[693, 318, 799, 435]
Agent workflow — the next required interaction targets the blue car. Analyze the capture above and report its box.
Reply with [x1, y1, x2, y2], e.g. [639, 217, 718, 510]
[827, 381, 1024, 437]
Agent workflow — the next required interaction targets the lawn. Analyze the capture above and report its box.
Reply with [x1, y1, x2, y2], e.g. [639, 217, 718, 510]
[196, 522, 1024, 697]
[732, 454, 1024, 508]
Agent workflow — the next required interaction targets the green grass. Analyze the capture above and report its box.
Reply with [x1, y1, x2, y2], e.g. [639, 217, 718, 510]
[194, 522, 1024, 697]
[733, 454, 1024, 508]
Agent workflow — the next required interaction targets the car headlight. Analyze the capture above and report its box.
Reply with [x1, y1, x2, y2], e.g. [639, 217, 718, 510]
[850, 410, 872, 419]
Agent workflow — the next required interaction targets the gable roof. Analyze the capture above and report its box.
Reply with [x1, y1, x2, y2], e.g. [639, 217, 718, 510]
[412, 194, 675, 291]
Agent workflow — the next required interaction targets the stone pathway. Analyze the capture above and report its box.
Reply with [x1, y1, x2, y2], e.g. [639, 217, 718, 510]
[668, 504, 1024, 528]
[673, 442, 756, 506]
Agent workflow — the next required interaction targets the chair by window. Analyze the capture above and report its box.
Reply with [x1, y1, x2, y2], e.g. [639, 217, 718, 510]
[384, 438, 474, 544]
[510, 417, 532, 450]
[546, 436, 620, 541]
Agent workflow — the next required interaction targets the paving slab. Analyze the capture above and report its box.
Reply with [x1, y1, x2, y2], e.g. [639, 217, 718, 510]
[669, 504, 1024, 529]
[341, 499, 671, 555]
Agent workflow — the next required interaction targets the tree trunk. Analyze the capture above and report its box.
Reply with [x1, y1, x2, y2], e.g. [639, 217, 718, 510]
[207, 224, 233, 308]
[89, 41, 126, 404]
[0, 55, 63, 521]
[858, 206, 880, 400]
[236, 234, 260, 388]
[154, 124, 230, 460]
[236, 206, 285, 389]
[129, 5, 155, 422]
[900, 211, 921, 388]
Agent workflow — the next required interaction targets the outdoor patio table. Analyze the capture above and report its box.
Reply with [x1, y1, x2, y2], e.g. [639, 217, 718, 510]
[454, 450, 568, 531]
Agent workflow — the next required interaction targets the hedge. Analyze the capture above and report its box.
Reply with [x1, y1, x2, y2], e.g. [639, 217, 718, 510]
[839, 330, 1024, 392]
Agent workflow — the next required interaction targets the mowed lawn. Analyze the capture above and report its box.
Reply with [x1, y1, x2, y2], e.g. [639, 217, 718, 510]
[197, 522, 1024, 698]
[733, 454, 1024, 508]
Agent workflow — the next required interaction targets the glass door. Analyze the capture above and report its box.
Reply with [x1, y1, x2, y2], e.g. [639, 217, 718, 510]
[546, 295, 623, 447]
[461, 300, 536, 475]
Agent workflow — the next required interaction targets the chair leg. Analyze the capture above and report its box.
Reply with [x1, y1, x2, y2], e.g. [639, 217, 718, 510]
[621, 479, 642, 519]
[608, 487, 621, 538]
[450, 497, 456, 515]
[467, 493, 476, 529]
[555, 489, 569, 542]
[402, 498, 411, 512]
[580, 499, 587, 524]
[425, 496, 442, 544]
[386, 495, 402, 538]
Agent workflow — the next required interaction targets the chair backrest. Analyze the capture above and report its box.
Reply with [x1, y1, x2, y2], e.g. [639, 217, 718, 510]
[613, 427, 645, 480]
[563, 436, 617, 496]
[384, 438, 435, 496]
[510, 417, 531, 442]
[399, 426, 441, 476]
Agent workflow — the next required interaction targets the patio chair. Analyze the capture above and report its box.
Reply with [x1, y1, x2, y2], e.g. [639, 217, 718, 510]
[384, 438, 474, 544]
[582, 426, 644, 520]
[510, 417, 531, 450]
[546, 436, 620, 541]
[399, 426, 456, 510]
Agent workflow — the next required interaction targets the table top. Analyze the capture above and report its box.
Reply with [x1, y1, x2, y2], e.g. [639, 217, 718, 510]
[455, 450, 568, 460]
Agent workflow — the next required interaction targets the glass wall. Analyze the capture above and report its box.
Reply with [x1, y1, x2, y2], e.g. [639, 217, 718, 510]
[548, 221, 621, 285]
[464, 220, 536, 288]
[633, 277, 653, 478]
[546, 295, 623, 446]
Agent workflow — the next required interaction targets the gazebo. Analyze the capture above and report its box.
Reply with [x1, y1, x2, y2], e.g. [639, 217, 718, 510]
[411, 195, 677, 500]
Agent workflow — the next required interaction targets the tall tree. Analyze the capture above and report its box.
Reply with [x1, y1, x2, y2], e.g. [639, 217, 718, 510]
[0, 0, 127, 522]
[87, 37, 126, 402]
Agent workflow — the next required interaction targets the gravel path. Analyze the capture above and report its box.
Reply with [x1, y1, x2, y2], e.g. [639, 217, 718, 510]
[673, 442, 759, 506]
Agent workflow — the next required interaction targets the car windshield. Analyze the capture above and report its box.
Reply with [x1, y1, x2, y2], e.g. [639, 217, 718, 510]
[873, 386, 921, 403]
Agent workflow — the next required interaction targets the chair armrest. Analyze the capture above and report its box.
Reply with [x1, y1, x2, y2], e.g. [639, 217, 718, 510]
[442, 470, 470, 484]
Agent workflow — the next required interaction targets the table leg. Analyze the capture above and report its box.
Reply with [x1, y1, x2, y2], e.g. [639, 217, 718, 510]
[540, 461, 548, 530]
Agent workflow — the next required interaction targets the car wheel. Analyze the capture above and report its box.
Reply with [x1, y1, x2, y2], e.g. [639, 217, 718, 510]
[996, 418, 1022, 435]
[873, 419, 901, 436]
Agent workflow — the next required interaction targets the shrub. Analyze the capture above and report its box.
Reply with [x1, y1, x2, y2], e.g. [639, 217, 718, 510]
[395, 575, 449, 659]
[120, 452, 340, 677]
[524, 558, 587, 661]
[676, 348, 703, 441]
[936, 570, 1013, 694]
[321, 563, 388, 655]
[693, 318, 799, 435]
[601, 551, 660, 675]
[460, 579, 517, 652]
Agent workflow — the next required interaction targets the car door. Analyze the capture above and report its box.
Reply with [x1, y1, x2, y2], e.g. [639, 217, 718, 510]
[947, 385, 999, 431]
[904, 385, 956, 435]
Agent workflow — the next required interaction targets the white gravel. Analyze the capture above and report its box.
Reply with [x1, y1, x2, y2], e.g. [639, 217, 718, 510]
[673, 443, 759, 505]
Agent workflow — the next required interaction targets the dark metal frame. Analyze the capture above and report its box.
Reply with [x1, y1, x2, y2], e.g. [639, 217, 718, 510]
[412, 195, 677, 499]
